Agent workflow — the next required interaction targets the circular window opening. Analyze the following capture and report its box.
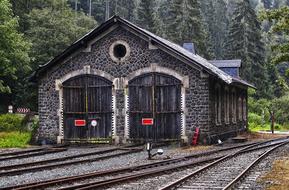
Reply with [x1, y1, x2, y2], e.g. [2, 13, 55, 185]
[109, 40, 130, 63]
[113, 44, 127, 59]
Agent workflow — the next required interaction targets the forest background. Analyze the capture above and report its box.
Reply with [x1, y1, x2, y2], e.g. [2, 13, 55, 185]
[1, 0, 289, 135]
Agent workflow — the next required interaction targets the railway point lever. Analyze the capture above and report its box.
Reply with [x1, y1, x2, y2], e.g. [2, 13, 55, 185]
[146, 142, 164, 159]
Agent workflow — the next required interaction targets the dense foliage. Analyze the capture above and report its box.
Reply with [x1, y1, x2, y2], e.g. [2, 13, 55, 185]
[26, 1, 97, 68]
[0, 114, 24, 131]
[0, 0, 30, 94]
[0, 132, 31, 148]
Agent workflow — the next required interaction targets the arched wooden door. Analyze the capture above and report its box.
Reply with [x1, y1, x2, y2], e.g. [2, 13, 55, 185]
[128, 72, 182, 141]
[63, 75, 112, 141]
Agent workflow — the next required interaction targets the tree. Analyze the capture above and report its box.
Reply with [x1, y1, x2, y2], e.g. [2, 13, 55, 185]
[200, 0, 228, 59]
[136, 0, 159, 33]
[224, 0, 269, 98]
[26, 1, 97, 69]
[260, 6, 289, 65]
[165, 0, 209, 58]
[165, 0, 185, 44]
[114, 0, 137, 22]
[0, 0, 30, 94]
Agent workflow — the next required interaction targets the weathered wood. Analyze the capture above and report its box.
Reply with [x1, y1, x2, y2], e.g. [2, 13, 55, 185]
[63, 75, 112, 140]
[128, 73, 182, 141]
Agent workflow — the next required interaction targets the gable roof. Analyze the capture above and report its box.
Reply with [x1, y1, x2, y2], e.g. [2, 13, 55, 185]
[30, 16, 254, 88]
[209, 59, 242, 68]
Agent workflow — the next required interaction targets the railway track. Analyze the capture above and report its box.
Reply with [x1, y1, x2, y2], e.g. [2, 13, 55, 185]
[160, 139, 289, 190]
[0, 147, 143, 177]
[0, 146, 68, 161]
[0, 144, 68, 157]
[1, 138, 286, 190]
[0, 143, 168, 177]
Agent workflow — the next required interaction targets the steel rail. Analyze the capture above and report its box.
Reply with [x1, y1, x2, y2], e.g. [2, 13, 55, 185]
[0, 145, 67, 158]
[0, 149, 142, 177]
[1, 138, 286, 190]
[160, 139, 289, 190]
[0, 147, 120, 170]
[0, 148, 67, 162]
[222, 141, 289, 190]
[57, 141, 269, 190]
[49, 140, 285, 190]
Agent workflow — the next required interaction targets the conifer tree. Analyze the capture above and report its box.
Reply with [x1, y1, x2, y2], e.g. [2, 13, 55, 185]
[114, 0, 137, 22]
[224, 0, 269, 98]
[201, 0, 228, 59]
[136, 0, 159, 33]
[165, 0, 209, 58]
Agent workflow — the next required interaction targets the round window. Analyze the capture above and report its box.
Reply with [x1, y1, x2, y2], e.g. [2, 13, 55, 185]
[109, 40, 130, 63]
[113, 44, 127, 58]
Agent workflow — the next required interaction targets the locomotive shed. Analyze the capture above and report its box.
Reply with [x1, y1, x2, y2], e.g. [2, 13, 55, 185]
[31, 16, 254, 145]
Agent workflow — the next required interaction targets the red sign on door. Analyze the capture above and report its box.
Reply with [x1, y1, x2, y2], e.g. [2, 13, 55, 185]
[142, 118, 154, 126]
[75, 120, 86, 127]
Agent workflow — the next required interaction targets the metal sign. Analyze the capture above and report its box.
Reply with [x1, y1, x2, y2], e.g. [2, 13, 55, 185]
[75, 120, 86, 127]
[16, 108, 30, 113]
[91, 120, 97, 127]
[8, 105, 13, 113]
[142, 118, 154, 126]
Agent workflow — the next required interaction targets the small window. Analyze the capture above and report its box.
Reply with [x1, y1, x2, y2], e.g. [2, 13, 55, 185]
[224, 89, 230, 124]
[109, 40, 130, 63]
[243, 98, 247, 121]
[232, 89, 237, 123]
[215, 85, 221, 125]
[238, 97, 242, 121]
[113, 44, 127, 58]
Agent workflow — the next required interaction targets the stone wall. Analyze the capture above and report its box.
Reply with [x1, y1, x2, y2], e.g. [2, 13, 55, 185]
[205, 77, 248, 144]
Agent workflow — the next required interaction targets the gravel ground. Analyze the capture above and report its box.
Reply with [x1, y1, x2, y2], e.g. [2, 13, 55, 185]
[44, 143, 271, 189]
[0, 146, 119, 167]
[0, 139, 286, 189]
[96, 140, 289, 190]
[0, 146, 176, 188]
[108, 148, 268, 190]
[236, 143, 289, 190]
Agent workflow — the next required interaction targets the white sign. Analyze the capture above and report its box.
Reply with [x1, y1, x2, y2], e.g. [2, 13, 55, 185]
[91, 120, 97, 127]
[8, 105, 13, 113]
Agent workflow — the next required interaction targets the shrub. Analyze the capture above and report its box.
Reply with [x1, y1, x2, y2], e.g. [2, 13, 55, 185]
[0, 114, 24, 132]
[272, 93, 289, 125]
[248, 112, 263, 126]
[0, 132, 31, 148]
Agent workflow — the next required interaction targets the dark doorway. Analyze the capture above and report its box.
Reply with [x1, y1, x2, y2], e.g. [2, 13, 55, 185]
[62, 75, 112, 141]
[128, 72, 182, 141]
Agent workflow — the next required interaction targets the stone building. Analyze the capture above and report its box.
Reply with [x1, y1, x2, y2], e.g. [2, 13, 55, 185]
[31, 16, 254, 144]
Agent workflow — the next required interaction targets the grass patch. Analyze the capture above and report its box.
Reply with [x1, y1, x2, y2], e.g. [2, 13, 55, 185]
[248, 123, 289, 132]
[0, 132, 31, 148]
[261, 156, 289, 190]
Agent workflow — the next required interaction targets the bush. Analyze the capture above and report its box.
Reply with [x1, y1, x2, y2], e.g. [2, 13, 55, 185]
[248, 112, 263, 126]
[0, 114, 24, 132]
[0, 132, 31, 148]
[272, 94, 289, 125]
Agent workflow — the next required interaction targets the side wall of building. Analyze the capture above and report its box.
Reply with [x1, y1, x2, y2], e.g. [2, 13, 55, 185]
[206, 77, 248, 144]
[37, 26, 211, 144]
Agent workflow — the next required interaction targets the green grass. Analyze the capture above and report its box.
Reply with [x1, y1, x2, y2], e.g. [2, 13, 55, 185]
[249, 123, 289, 132]
[0, 132, 31, 148]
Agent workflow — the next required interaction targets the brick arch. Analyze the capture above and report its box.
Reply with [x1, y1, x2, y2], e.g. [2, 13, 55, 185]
[124, 64, 189, 86]
[56, 66, 114, 88]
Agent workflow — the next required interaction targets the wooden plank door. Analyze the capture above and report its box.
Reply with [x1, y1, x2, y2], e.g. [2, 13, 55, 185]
[128, 73, 182, 141]
[63, 75, 112, 141]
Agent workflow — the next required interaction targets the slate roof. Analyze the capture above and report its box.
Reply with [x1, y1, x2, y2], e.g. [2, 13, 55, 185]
[209, 60, 242, 68]
[31, 16, 254, 88]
